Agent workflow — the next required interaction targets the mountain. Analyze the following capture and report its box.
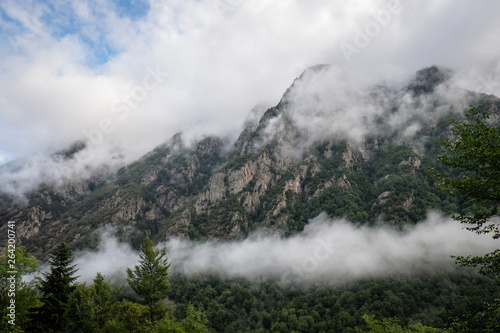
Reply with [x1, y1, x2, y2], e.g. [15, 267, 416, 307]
[1, 65, 499, 257]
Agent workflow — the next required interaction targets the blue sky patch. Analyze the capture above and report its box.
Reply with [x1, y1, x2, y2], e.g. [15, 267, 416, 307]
[115, 0, 150, 21]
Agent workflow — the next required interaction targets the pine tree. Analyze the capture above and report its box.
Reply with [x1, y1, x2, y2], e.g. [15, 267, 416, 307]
[32, 239, 79, 332]
[127, 237, 171, 324]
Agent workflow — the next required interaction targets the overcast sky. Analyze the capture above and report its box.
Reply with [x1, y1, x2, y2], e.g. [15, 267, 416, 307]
[1, 0, 500, 166]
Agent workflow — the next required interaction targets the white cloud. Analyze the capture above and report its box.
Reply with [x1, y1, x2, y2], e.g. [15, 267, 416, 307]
[1, 0, 500, 192]
[73, 229, 140, 283]
[70, 212, 499, 284]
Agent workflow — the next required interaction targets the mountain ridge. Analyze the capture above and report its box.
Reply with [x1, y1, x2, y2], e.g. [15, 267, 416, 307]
[1, 65, 500, 258]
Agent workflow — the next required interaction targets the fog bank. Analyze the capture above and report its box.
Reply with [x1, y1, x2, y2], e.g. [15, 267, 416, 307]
[73, 212, 499, 285]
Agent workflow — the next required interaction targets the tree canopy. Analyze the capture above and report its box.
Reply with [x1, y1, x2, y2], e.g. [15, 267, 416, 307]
[432, 106, 500, 276]
[0, 246, 40, 332]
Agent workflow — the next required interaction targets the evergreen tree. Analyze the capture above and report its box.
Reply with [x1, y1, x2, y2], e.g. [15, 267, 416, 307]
[67, 272, 121, 332]
[32, 239, 78, 332]
[127, 237, 171, 324]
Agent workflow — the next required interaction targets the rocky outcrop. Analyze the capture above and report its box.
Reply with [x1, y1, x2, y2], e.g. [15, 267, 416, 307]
[166, 209, 191, 238]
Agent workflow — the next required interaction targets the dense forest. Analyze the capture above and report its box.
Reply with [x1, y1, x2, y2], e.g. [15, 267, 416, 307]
[2, 237, 500, 332]
[2, 238, 500, 332]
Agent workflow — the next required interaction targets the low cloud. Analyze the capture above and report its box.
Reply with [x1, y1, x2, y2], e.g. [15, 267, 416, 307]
[73, 229, 140, 283]
[0, 144, 124, 199]
[253, 64, 476, 159]
[71, 212, 498, 285]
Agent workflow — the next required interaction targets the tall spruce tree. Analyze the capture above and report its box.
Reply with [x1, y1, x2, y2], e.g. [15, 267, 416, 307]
[127, 237, 171, 324]
[33, 239, 78, 332]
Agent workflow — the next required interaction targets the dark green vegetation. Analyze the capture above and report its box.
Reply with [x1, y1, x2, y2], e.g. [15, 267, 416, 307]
[432, 106, 500, 276]
[168, 270, 499, 333]
[0, 246, 40, 332]
[0, 239, 209, 332]
[31, 239, 79, 331]
[2, 240, 500, 332]
[430, 106, 500, 332]
[127, 237, 172, 324]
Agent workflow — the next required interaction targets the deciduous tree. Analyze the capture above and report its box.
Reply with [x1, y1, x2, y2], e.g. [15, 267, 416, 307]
[0, 246, 40, 332]
[432, 106, 500, 276]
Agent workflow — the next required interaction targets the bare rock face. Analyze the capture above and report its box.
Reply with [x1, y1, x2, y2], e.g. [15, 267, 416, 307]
[110, 197, 146, 224]
[141, 166, 160, 186]
[374, 191, 392, 207]
[228, 163, 256, 194]
[207, 173, 226, 203]
[237, 151, 275, 212]
[341, 142, 369, 170]
[156, 187, 189, 212]
[17, 206, 45, 240]
[400, 157, 421, 170]
[402, 191, 415, 209]
[166, 209, 191, 238]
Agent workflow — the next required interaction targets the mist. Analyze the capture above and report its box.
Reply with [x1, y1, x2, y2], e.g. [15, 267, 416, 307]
[71, 212, 498, 285]
[73, 229, 140, 283]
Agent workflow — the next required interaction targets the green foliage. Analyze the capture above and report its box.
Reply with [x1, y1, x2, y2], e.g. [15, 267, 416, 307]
[117, 147, 170, 186]
[4, 242, 500, 333]
[0, 244, 210, 332]
[434, 106, 500, 234]
[67, 273, 122, 332]
[188, 194, 248, 240]
[225, 154, 253, 170]
[127, 237, 171, 324]
[102, 301, 152, 333]
[32, 239, 79, 332]
[283, 139, 458, 234]
[29, 191, 67, 218]
[449, 299, 500, 333]
[0, 246, 41, 332]
[150, 304, 209, 333]
[432, 106, 500, 276]
[168, 270, 500, 333]
[178, 303, 209, 333]
[357, 314, 448, 332]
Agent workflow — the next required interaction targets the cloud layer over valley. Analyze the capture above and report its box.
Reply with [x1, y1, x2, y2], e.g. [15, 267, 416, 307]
[72, 213, 499, 285]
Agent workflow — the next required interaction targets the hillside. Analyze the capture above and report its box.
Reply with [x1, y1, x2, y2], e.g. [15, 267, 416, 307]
[1, 65, 500, 258]
[1, 65, 500, 332]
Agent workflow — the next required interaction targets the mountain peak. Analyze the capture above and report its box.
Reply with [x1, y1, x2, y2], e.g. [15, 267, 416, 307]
[406, 65, 451, 95]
